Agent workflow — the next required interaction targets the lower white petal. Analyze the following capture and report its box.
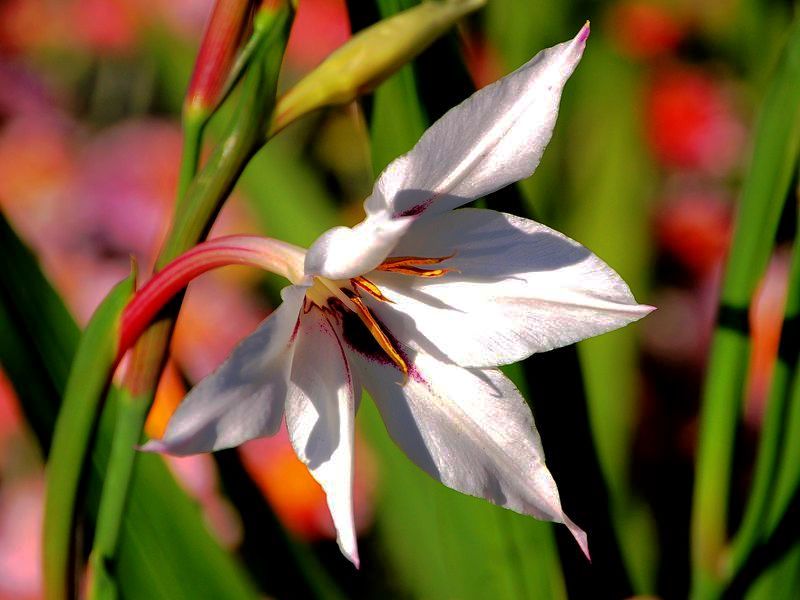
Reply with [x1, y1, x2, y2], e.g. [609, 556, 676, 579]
[142, 285, 306, 456]
[349, 346, 588, 557]
[366, 208, 653, 367]
[285, 308, 361, 566]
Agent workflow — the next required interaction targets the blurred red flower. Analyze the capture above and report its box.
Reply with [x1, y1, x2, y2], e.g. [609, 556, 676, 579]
[655, 189, 732, 278]
[645, 66, 745, 174]
[608, 1, 684, 60]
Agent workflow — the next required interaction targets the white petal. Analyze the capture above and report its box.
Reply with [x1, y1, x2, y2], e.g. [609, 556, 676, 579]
[285, 308, 361, 566]
[141, 286, 306, 456]
[364, 208, 653, 367]
[349, 346, 588, 557]
[304, 214, 412, 280]
[364, 23, 589, 220]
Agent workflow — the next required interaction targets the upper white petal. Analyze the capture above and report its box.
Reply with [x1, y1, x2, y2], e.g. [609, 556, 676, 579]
[304, 24, 588, 281]
[285, 308, 361, 567]
[304, 214, 412, 280]
[364, 208, 653, 368]
[364, 23, 589, 220]
[141, 285, 306, 456]
[348, 345, 588, 557]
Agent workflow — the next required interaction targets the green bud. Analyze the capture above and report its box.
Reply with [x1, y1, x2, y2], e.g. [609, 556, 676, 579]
[270, 0, 485, 135]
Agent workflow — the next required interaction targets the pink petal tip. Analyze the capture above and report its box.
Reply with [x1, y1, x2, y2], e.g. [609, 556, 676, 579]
[564, 516, 591, 562]
[578, 21, 591, 44]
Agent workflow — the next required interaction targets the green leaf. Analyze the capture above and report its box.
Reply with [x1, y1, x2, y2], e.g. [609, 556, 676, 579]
[744, 542, 800, 600]
[44, 269, 135, 600]
[729, 195, 800, 578]
[0, 214, 80, 451]
[690, 17, 800, 597]
[563, 40, 657, 594]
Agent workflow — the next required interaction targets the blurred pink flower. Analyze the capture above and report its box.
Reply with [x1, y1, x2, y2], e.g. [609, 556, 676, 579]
[0, 372, 23, 458]
[70, 0, 140, 53]
[0, 478, 43, 600]
[0, 0, 68, 54]
[285, 0, 351, 73]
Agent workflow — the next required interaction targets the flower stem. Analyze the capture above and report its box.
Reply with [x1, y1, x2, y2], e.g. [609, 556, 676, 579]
[175, 110, 205, 206]
[119, 235, 305, 358]
[85, 8, 291, 596]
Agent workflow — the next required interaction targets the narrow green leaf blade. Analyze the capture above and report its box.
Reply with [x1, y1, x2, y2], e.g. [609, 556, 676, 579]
[691, 18, 800, 594]
[44, 270, 135, 600]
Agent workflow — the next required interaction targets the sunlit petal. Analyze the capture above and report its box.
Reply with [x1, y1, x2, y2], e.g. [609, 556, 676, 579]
[304, 214, 412, 280]
[365, 23, 590, 219]
[349, 345, 588, 557]
[142, 286, 306, 455]
[285, 308, 361, 567]
[365, 208, 652, 367]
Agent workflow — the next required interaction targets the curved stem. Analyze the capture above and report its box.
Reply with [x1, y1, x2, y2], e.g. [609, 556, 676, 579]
[119, 235, 305, 359]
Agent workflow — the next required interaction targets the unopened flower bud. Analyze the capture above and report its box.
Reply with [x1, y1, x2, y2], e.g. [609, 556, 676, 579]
[270, 0, 486, 134]
[185, 0, 254, 118]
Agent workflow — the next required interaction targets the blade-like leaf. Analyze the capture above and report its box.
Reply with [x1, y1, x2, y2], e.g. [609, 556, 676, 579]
[44, 270, 135, 600]
[691, 17, 800, 595]
[564, 40, 657, 594]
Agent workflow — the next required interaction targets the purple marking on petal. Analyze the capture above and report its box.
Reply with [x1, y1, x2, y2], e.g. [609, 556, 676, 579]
[289, 309, 303, 343]
[331, 299, 423, 383]
[321, 311, 354, 390]
[394, 198, 433, 218]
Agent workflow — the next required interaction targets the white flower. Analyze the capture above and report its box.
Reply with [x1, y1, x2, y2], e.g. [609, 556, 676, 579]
[143, 23, 653, 566]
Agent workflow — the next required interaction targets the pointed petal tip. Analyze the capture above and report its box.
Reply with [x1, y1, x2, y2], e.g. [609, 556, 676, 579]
[563, 515, 591, 562]
[578, 21, 591, 44]
[341, 542, 360, 569]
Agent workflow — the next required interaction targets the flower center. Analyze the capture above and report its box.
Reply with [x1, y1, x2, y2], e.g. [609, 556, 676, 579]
[303, 254, 453, 375]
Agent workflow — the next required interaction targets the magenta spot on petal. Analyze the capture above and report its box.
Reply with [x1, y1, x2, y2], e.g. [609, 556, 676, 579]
[289, 311, 303, 343]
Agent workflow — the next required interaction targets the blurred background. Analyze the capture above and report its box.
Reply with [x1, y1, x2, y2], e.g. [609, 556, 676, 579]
[0, 0, 798, 598]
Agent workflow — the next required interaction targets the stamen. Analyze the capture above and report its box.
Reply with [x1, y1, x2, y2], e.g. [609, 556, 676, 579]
[377, 253, 456, 277]
[341, 289, 408, 375]
[351, 276, 393, 303]
[312, 276, 407, 375]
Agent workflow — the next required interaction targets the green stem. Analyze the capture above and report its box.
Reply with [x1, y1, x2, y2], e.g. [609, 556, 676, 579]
[175, 9, 286, 208]
[175, 111, 205, 206]
[690, 17, 800, 599]
[728, 196, 800, 578]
